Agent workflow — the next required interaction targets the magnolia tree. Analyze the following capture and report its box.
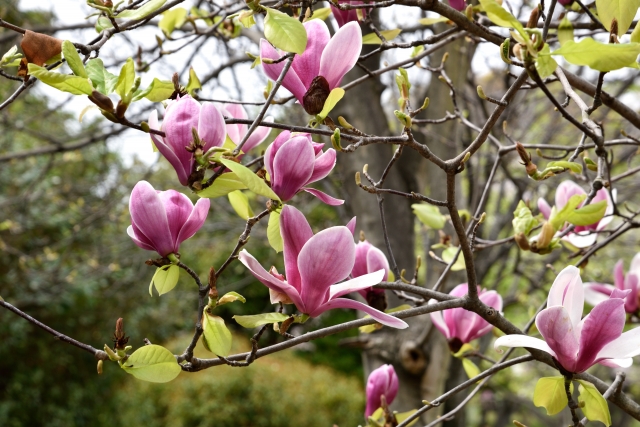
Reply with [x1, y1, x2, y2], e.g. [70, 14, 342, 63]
[4, 0, 640, 425]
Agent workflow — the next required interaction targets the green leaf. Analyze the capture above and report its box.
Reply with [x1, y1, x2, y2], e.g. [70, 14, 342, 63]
[546, 161, 582, 173]
[418, 16, 449, 25]
[550, 194, 586, 230]
[159, 7, 187, 35]
[479, 0, 526, 39]
[132, 78, 174, 102]
[121, 344, 181, 383]
[149, 264, 180, 296]
[632, 20, 640, 43]
[512, 200, 539, 235]
[461, 358, 481, 379]
[267, 209, 284, 252]
[308, 7, 331, 21]
[558, 16, 574, 46]
[533, 376, 570, 415]
[550, 39, 640, 71]
[115, 57, 135, 100]
[412, 204, 446, 229]
[228, 190, 254, 220]
[0, 45, 21, 67]
[317, 87, 344, 120]
[233, 312, 290, 328]
[27, 64, 93, 95]
[238, 10, 256, 28]
[61, 40, 87, 78]
[535, 44, 558, 79]
[202, 311, 233, 356]
[217, 291, 247, 306]
[219, 159, 280, 201]
[264, 8, 308, 54]
[362, 29, 402, 44]
[85, 58, 118, 94]
[95, 16, 114, 33]
[577, 380, 611, 426]
[196, 173, 247, 198]
[394, 410, 418, 426]
[566, 200, 607, 226]
[186, 67, 201, 95]
[442, 247, 465, 271]
[596, 0, 640, 35]
[116, 0, 167, 20]
[191, 7, 214, 26]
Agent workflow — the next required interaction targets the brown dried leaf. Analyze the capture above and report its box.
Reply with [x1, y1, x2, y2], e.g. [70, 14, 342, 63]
[20, 30, 62, 67]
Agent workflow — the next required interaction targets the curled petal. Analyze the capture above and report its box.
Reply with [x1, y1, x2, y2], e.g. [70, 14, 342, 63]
[329, 269, 384, 300]
[493, 334, 556, 358]
[302, 188, 344, 205]
[318, 21, 362, 89]
[346, 216, 356, 236]
[175, 198, 210, 245]
[306, 148, 337, 185]
[583, 283, 615, 307]
[311, 297, 408, 329]
[598, 358, 633, 368]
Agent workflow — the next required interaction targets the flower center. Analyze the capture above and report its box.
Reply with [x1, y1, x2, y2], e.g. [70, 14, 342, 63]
[302, 75, 330, 115]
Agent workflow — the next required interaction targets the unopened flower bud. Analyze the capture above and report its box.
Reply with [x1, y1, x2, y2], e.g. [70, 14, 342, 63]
[537, 222, 555, 248]
[115, 99, 128, 119]
[515, 232, 530, 251]
[88, 90, 114, 112]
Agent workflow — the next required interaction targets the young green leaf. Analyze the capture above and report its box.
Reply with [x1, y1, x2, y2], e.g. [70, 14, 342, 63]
[533, 376, 570, 415]
[595, 0, 640, 36]
[264, 8, 308, 54]
[362, 29, 402, 44]
[116, 0, 168, 20]
[557, 16, 574, 46]
[307, 7, 331, 21]
[479, 0, 526, 39]
[632, 20, 640, 43]
[550, 194, 586, 230]
[550, 39, 640, 72]
[461, 358, 481, 379]
[418, 16, 449, 25]
[149, 264, 180, 296]
[546, 161, 582, 174]
[158, 7, 187, 35]
[186, 67, 202, 95]
[394, 409, 419, 427]
[0, 45, 21, 67]
[219, 159, 280, 201]
[228, 190, 254, 220]
[217, 291, 247, 306]
[27, 64, 93, 95]
[535, 44, 558, 79]
[267, 209, 284, 252]
[442, 247, 466, 271]
[316, 87, 345, 120]
[85, 58, 118, 94]
[202, 311, 233, 356]
[115, 57, 135, 100]
[61, 40, 87, 78]
[132, 78, 175, 102]
[121, 344, 181, 383]
[412, 204, 446, 229]
[95, 16, 114, 33]
[196, 173, 248, 198]
[512, 200, 539, 235]
[233, 312, 290, 328]
[565, 200, 607, 226]
[577, 380, 611, 426]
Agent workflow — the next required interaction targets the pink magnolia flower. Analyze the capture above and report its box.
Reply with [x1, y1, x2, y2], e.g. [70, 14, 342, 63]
[330, 1, 367, 27]
[430, 284, 503, 352]
[365, 364, 399, 418]
[260, 20, 362, 115]
[219, 103, 273, 153]
[352, 240, 390, 307]
[265, 130, 342, 205]
[127, 181, 210, 257]
[584, 254, 640, 314]
[238, 205, 408, 329]
[495, 266, 640, 374]
[149, 95, 226, 186]
[538, 180, 613, 248]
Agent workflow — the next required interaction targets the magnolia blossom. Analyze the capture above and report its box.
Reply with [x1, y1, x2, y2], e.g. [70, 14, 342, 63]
[584, 254, 640, 314]
[538, 180, 613, 248]
[365, 364, 399, 418]
[238, 205, 408, 329]
[127, 181, 210, 257]
[261, 20, 362, 115]
[149, 95, 225, 186]
[330, 0, 367, 27]
[430, 284, 503, 352]
[265, 130, 342, 205]
[352, 240, 390, 308]
[495, 266, 640, 374]
[219, 103, 272, 153]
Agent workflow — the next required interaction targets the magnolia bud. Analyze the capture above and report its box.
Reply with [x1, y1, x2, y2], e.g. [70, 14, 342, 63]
[537, 222, 555, 248]
[88, 90, 114, 112]
[515, 232, 530, 251]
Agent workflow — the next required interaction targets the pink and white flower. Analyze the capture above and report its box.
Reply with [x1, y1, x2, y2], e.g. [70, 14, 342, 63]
[584, 254, 640, 314]
[238, 205, 408, 329]
[330, 0, 367, 27]
[365, 364, 399, 418]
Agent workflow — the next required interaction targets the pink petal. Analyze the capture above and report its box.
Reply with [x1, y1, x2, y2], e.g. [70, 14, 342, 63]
[367, 247, 390, 281]
[311, 297, 408, 329]
[298, 226, 355, 313]
[614, 260, 625, 289]
[597, 326, 640, 360]
[449, 0, 466, 10]
[237, 250, 305, 310]
[318, 21, 362, 89]
[346, 217, 356, 236]
[624, 273, 639, 313]
[575, 298, 626, 372]
[429, 308, 451, 339]
[163, 96, 200, 177]
[127, 225, 155, 251]
[157, 190, 194, 246]
[352, 240, 372, 278]
[538, 198, 551, 220]
[260, 39, 307, 103]
[242, 117, 273, 153]
[365, 365, 398, 418]
[536, 306, 580, 372]
[198, 102, 226, 151]
[479, 289, 503, 311]
[305, 148, 337, 185]
[302, 188, 344, 205]
[493, 334, 556, 357]
[564, 232, 597, 249]
[329, 269, 384, 299]
[129, 181, 174, 256]
[264, 130, 294, 180]
[150, 110, 190, 186]
[220, 104, 246, 145]
[176, 198, 210, 245]
[280, 205, 313, 293]
[630, 253, 640, 275]
[555, 181, 585, 208]
[271, 136, 316, 201]
[547, 265, 584, 327]
[292, 20, 330, 89]
[598, 358, 633, 368]
[583, 283, 615, 307]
